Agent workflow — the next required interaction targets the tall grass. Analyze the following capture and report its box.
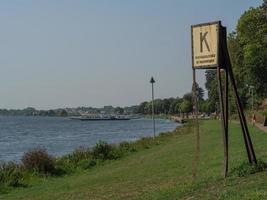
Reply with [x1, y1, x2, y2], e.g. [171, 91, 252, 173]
[0, 162, 24, 187]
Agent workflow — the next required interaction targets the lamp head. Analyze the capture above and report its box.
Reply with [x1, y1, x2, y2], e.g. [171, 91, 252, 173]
[150, 77, 155, 84]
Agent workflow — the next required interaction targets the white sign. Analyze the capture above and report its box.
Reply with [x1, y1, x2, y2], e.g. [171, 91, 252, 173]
[192, 22, 220, 69]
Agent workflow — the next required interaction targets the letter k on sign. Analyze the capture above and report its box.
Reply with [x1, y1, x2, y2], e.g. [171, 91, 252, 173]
[200, 32, 210, 52]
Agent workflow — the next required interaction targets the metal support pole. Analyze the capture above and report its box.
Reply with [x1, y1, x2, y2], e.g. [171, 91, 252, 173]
[150, 77, 156, 139]
[224, 69, 229, 132]
[217, 67, 228, 177]
[192, 69, 200, 179]
[221, 26, 257, 164]
[224, 68, 229, 177]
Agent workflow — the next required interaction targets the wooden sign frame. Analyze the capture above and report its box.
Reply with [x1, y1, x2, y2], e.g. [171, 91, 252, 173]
[191, 21, 257, 178]
[191, 21, 221, 69]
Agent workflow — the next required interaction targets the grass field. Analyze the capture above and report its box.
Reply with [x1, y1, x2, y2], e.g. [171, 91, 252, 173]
[1, 120, 267, 200]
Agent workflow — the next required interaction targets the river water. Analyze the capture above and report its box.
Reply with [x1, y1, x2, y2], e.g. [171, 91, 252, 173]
[0, 116, 178, 162]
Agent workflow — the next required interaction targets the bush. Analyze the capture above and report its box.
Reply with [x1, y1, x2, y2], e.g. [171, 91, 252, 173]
[0, 162, 24, 187]
[54, 159, 76, 175]
[21, 148, 56, 175]
[56, 147, 97, 175]
[136, 137, 154, 149]
[78, 159, 97, 170]
[231, 160, 267, 177]
[119, 142, 137, 153]
[67, 147, 92, 164]
[92, 141, 120, 160]
[262, 109, 267, 117]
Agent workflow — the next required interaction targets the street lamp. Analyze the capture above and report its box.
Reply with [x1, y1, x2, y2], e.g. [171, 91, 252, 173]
[150, 77, 156, 139]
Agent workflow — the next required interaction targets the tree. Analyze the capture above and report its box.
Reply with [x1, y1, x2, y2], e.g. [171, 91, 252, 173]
[58, 109, 68, 117]
[205, 1, 267, 110]
[205, 70, 218, 112]
[137, 102, 147, 114]
[114, 107, 124, 114]
[199, 100, 214, 114]
[47, 110, 56, 117]
[183, 93, 193, 102]
[235, 3, 267, 98]
[180, 100, 193, 116]
[162, 98, 174, 114]
[262, 0, 267, 9]
[168, 98, 182, 114]
[197, 85, 204, 101]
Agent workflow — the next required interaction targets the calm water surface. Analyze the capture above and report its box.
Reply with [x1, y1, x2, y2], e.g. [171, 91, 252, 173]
[0, 116, 178, 162]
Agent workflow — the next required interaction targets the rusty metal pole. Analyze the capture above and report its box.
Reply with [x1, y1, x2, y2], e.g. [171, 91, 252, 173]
[217, 66, 228, 177]
[224, 68, 229, 175]
[221, 26, 257, 164]
[192, 69, 200, 179]
[228, 66, 257, 164]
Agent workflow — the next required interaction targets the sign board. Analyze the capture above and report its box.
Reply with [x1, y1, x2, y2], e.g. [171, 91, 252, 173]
[191, 21, 220, 69]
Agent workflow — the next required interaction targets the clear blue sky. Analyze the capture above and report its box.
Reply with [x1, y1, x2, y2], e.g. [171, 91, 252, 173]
[0, 0, 262, 109]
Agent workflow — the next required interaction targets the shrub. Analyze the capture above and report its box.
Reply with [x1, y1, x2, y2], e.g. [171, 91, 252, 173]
[78, 159, 97, 170]
[262, 109, 267, 117]
[21, 148, 56, 175]
[67, 146, 92, 164]
[55, 147, 94, 175]
[54, 159, 76, 175]
[0, 162, 24, 187]
[92, 141, 120, 160]
[137, 137, 154, 149]
[231, 160, 267, 177]
[119, 142, 137, 153]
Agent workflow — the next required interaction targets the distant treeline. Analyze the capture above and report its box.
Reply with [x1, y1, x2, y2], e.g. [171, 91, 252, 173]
[0, 106, 138, 117]
[0, 107, 68, 117]
[0, 81, 212, 117]
[134, 84, 215, 116]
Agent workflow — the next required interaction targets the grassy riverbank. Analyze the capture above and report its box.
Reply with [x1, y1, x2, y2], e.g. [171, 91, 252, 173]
[1, 120, 267, 200]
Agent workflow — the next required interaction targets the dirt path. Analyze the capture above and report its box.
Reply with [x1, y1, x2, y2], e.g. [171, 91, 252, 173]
[255, 123, 267, 133]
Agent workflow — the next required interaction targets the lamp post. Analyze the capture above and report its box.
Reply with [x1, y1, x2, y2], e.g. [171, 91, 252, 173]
[150, 77, 156, 139]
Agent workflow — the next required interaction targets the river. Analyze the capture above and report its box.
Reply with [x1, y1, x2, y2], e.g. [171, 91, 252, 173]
[0, 116, 179, 162]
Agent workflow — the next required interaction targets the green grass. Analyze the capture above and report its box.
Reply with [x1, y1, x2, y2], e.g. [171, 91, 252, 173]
[1, 120, 267, 200]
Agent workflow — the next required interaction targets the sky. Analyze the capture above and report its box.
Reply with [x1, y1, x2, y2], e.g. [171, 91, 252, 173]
[0, 0, 263, 109]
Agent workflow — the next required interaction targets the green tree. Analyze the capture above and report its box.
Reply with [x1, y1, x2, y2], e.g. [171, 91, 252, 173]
[193, 83, 205, 101]
[235, 2, 267, 98]
[137, 102, 148, 114]
[114, 107, 124, 114]
[205, 70, 218, 112]
[183, 93, 192, 102]
[180, 100, 192, 115]
[58, 109, 68, 117]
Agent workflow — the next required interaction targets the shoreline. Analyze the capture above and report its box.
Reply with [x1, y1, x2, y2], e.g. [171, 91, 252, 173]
[0, 118, 180, 163]
[0, 121, 185, 195]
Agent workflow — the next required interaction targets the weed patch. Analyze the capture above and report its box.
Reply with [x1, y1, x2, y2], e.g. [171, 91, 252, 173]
[230, 159, 267, 177]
